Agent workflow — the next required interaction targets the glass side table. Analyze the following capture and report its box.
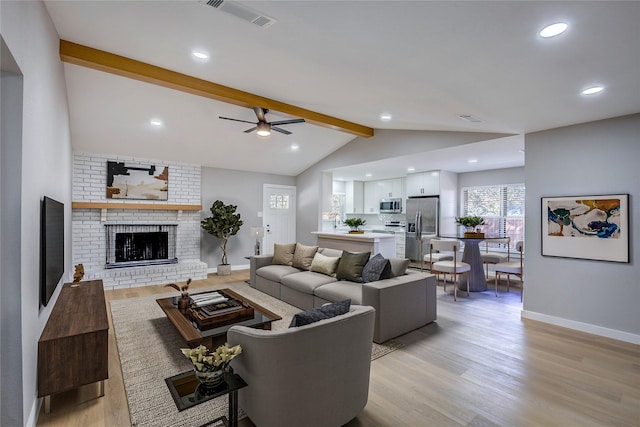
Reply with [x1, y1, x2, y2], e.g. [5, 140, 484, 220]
[165, 370, 248, 427]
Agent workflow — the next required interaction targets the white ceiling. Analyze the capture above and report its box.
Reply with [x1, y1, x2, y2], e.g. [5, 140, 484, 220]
[44, 1, 640, 179]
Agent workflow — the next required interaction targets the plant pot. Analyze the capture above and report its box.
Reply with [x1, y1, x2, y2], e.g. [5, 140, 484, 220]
[194, 368, 225, 389]
[217, 264, 232, 276]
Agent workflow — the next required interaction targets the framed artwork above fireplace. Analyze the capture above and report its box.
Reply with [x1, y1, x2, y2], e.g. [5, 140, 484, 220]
[106, 161, 169, 200]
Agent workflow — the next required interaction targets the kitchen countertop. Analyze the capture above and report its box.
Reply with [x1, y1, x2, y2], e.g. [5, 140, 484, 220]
[312, 231, 396, 240]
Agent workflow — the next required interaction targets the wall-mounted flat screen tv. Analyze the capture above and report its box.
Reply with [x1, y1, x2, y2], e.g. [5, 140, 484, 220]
[41, 196, 64, 307]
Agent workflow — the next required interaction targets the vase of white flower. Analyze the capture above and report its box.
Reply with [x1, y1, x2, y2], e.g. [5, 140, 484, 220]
[181, 343, 243, 389]
[194, 368, 225, 388]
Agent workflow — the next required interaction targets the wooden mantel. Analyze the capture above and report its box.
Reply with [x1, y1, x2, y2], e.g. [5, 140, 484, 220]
[72, 202, 202, 211]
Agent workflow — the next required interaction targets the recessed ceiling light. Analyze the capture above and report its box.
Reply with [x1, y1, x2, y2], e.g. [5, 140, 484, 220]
[192, 50, 209, 60]
[468, 159, 478, 164]
[380, 114, 392, 121]
[581, 86, 604, 95]
[407, 167, 415, 172]
[539, 22, 568, 38]
[365, 173, 373, 177]
[290, 144, 299, 151]
[150, 118, 163, 126]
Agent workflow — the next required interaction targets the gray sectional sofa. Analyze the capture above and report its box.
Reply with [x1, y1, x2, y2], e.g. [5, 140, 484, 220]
[250, 247, 437, 343]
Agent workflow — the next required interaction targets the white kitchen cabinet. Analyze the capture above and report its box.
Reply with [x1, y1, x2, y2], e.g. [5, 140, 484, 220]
[345, 180, 364, 213]
[406, 172, 439, 197]
[363, 181, 379, 213]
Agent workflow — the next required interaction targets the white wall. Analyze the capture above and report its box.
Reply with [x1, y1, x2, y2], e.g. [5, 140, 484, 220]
[523, 114, 639, 343]
[458, 166, 524, 189]
[1, 1, 73, 424]
[200, 167, 294, 269]
[1, 36, 24, 427]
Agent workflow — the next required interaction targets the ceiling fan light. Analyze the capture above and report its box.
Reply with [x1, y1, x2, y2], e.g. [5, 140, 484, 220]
[256, 122, 271, 136]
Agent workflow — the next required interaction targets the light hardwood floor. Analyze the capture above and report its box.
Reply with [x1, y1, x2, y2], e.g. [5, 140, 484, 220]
[37, 271, 639, 427]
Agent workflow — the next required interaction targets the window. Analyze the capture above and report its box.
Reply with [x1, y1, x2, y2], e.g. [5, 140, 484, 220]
[461, 184, 525, 249]
[269, 194, 290, 209]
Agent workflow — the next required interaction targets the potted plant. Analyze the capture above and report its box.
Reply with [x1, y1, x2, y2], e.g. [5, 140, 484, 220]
[344, 217, 367, 233]
[201, 200, 244, 276]
[455, 215, 486, 237]
[181, 343, 242, 388]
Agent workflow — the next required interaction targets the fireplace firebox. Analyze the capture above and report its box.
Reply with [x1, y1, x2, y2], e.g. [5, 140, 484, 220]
[106, 224, 177, 268]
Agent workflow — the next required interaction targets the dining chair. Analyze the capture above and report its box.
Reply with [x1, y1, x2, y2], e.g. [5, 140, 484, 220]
[421, 237, 454, 272]
[430, 240, 470, 301]
[494, 241, 524, 301]
[481, 237, 511, 278]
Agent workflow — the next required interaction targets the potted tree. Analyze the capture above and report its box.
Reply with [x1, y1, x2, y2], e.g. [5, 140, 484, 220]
[201, 200, 244, 275]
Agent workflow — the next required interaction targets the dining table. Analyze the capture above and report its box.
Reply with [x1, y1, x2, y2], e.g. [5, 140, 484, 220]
[438, 235, 505, 292]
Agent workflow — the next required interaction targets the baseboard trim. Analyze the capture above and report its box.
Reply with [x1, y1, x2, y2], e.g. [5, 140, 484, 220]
[521, 310, 640, 345]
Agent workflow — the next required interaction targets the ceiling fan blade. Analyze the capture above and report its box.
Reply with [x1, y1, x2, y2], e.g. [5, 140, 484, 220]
[219, 116, 256, 125]
[269, 119, 306, 126]
[252, 107, 267, 122]
[244, 126, 258, 133]
[271, 126, 292, 135]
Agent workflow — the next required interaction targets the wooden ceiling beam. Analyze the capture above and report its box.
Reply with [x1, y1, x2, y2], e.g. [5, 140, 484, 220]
[59, 40, 374, 138]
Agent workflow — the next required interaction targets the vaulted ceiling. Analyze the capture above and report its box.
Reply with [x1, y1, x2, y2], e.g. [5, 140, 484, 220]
[44, 1, 640, 178]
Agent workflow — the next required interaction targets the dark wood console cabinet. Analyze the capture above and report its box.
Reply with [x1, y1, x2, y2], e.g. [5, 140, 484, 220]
[38, 280, 109, 411]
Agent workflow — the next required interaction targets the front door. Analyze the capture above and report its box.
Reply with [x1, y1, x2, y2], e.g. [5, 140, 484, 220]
[262, 184, 296, 254]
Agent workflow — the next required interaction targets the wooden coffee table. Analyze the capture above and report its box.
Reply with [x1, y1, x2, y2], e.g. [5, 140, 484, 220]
[157, 288, 281, 349]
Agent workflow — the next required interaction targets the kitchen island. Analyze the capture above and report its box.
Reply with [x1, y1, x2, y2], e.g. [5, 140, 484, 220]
[311, 231, 397, 258]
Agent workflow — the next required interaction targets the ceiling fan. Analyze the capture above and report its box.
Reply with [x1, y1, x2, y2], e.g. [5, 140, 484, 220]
[219, 107, 305, 136]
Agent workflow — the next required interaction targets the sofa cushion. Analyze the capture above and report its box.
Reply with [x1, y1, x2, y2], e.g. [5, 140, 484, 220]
[319, 247, 343, 258]
[382, 257, 411, 278]
[281, 271, 338, 294]
[289, 299, 351, 327]
[272, 243, 296, 266]
[310, 252, 341, 277]
[256, 264, 301, 282]
[292, 243, 318, 270]
[362, 253, 391, 283]
[336, 251, 370, 283]
[314, 281, 363, 305]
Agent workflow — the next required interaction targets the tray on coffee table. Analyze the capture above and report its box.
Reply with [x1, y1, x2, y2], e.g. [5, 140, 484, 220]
[157, 288, 281, 348]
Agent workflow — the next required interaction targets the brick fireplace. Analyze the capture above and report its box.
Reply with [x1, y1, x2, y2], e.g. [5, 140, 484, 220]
[72, 153, 207, 290]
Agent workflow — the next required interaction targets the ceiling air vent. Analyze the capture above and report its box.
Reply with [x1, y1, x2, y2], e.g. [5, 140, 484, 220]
[199, 0, 277, 28]
[458, 114, 482, 123]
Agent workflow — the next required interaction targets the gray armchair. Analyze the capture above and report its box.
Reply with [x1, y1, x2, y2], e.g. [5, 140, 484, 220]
[227, 305, 375, 427]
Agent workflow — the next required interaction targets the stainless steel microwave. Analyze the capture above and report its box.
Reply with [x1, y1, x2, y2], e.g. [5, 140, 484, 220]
[379, 198, 402, 213]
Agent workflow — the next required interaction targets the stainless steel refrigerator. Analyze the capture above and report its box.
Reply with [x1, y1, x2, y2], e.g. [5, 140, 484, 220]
[405, 196, 439, 262]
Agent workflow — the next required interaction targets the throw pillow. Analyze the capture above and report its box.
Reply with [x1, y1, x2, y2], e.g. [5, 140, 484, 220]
[336, 251, 370, 283]
[292, 243, 319, 270]
[362, 253, 390, 283]
[289, 299, 351, 328]
[310, 252, 341, 277]
[382, 257, 411, 278]
[272, 243, 296, 266]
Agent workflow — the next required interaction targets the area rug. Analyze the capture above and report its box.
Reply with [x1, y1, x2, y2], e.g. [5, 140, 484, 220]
[110, 282, 403, 427]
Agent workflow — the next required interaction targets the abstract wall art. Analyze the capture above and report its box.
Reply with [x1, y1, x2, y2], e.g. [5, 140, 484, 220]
[106, 161, 169, 200]
[541, 194, 629, 262]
